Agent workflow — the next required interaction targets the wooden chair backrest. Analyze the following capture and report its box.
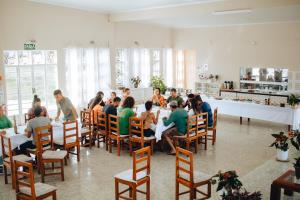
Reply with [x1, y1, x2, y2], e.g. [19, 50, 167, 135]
[186, 115, 197, 138]
[1, 134, 13, 165]
[133, 147, 151, 181]
[80, 110, 92, 130]
[196, 112, 208, 134]
[14, 160, 36, 199]
[97, 111, 107, 131]
[63, 120, 79, 146]
[129, 117, 144, 139]
[213, 108, 218, 128]
[108, 114, 120, 136]
[176, 147, 193, 183]
[35, 125, 53, 155]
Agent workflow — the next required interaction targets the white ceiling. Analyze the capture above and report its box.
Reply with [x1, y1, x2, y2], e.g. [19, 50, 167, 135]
[29, 0, 300, 28]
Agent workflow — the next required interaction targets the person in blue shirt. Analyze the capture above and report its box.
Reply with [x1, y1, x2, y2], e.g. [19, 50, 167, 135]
[193, 95, 213, 127]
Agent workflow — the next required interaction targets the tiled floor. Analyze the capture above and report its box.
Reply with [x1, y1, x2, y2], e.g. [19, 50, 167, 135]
[1, 116, 299, 200]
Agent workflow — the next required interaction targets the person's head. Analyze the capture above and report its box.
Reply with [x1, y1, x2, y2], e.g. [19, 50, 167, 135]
[171, 88, 177, 98]
[123, 88, 130, 96]
[34, 97, 41, 107]
[53, 89, 63, 102]
[34, 106, 43, 117]
[194, 95, 203, 104]
[0, 105, 5, 116]
[113, 97, 121, 107]
[145, 101, 153, 111]
[96, 91, 104, 99]
[90, 94, 103, 109]
[122, 96, 135, 109]
[187, 93, 195, 102]
[191, 97, 200, 114]
[169, 101, 178, 111]
[154, 88, 161, 96]
[111, 92, 117, 99]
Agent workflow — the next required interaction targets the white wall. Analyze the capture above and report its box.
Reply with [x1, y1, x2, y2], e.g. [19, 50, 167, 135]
[173, 23, 300, 90]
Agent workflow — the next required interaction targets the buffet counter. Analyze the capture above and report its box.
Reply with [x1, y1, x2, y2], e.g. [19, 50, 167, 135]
[202, 95, 300, 130]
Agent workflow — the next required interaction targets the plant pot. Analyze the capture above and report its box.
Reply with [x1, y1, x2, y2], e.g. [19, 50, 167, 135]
[276, 149, 289, 161]
[295, 166, 300, 179]
[134, 84, 138, 88]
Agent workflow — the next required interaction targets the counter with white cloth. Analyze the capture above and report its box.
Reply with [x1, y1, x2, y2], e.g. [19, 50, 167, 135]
[202, 96, 300, 130]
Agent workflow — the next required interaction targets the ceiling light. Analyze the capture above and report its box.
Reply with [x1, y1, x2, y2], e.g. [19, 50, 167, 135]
[213, 9, 252, 15]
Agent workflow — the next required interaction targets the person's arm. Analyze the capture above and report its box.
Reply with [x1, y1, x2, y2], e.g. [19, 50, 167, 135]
[163, 112, 175, 126]
[153, 111, 160, 124]
[25, 123, 32, 138]
[55, 103, 61, 120]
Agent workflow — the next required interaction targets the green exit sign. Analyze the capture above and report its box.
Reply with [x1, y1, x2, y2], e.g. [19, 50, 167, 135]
[24, 43, 36, 50]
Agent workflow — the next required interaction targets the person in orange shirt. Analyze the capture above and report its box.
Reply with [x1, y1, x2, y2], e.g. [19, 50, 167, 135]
[151, 88, 165, 107]
[90, 95, 104, 124]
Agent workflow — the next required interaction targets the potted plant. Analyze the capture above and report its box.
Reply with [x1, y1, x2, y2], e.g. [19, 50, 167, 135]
[150, 76, 167, 94]
[270, 132, 289, 161]
[289, 130, 300, 179]
[211, 170, 262, 200]
[288, 94, 300, 108]
[130, 76, 141, 88]
[294, 157, 300, 179]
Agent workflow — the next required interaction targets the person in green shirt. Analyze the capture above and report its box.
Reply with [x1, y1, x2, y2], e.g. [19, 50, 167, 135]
[0, 105, 12, 129]
[162, 101, 188, 155]
[166, 88, 184, 107]
[119, 96, 136, 135]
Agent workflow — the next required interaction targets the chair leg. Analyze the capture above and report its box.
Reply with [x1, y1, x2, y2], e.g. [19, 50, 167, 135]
[61, 160, 64, 181]
[146, 178, 150, 200]
[129, 140, 133, 156]
[132, 185, 137, 200]
[175, 181, 179, 200]
[4, 165, 8, 184]
[89, 132, 92, 149]
[208, 182, 211, 198]
[41, 162, 45, 183]
[213, 130, 216, 145]
[189, 187, 194, 200]
[194, 139, 198, 154]
[117, 139, 121, 156]
[11, 165, 16, 189]
[204, 135, 207, 150]
[150, 140, 154, 155]
[53, 191, 57, 200]
[97, 134, 100, 148]
[105, 136, 109, 151]
[77, 144, 80, 162]
[115, 179, 119, 200]
[186, 141, 190, 151]
[109, 138, 113, 153]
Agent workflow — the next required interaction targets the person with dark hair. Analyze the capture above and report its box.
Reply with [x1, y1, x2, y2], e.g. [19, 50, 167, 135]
[141, 101, 160, 137]
[54, 89, 77, 121]
[183, 93, 195, 110]
[162, 101, 188, 155]
[106, 91, 117, 105]
[192, 95, 213, 127]
[16, 106, 51, 155]
[90, 94, 105, 124]
[27, 95, 48, 119]
[103, 97, 121, 129]
[123, 88, 131, 99]
[166, 88, 184, 107]
[152, 88, 165, 107]
[88, 91, 105, 109]
[119, 96, 136, 135]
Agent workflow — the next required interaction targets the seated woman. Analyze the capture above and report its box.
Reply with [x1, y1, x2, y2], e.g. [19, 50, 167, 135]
[0, 105, 12, 129]
[106, 91, 117, 105]
[140, 101, 160, 137]
[152, 88, 165, 107]
[90, 95, 104, 124]
[193, 95, 213, 128]
[16, 106, 51, 155]
[27, 95, 48, 119]
[119, 97, 136, 135]
[88, 91, 105, 109]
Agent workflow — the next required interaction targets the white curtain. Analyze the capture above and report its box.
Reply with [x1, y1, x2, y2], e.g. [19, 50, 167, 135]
[64, 47, 111, 108]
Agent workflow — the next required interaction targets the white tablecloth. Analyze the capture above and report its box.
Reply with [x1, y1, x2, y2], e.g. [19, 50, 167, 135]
[136, 104, 174, 141]
[203, 96, 300, 130]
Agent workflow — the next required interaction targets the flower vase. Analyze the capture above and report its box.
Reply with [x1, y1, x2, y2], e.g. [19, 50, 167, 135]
[276, 149, 289, 161]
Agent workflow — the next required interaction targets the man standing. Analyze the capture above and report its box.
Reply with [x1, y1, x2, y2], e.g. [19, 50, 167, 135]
[162, 101, 188, 155]
[166, 88, 184, 107]
[54, 89, 77, 121]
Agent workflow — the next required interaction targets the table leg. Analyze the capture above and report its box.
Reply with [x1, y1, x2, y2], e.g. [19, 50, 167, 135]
[240, 117, 242, 125]
[247, 118, 250, 123]
[270, 183, 281, 200]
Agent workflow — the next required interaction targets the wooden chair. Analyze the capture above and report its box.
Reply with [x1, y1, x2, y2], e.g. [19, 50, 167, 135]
[197, 113, 208, 150]
[173, 115, 199, 153]
[80, 110, 93, 149]
[14, 160, 57, 200]
[1, 135, 32, 189]
[129, 117, 156, 156]
[175, 147, 211, 200]
[207, 108, 218, 145]
[114, 147, 151, 200]
[108, 114, 129, 156]
[35, 125, 67, 182]
[54, 121, 80, 162]
[94, 111, 108, 150]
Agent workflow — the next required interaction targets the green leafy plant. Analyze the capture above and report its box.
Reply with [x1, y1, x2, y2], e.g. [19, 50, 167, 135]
[211, 171, 262, 200]
[130, 76, 141, 88]
[290, 130, 300, 150]
[270, 132, 289, 151]
[288, 94, 300, 107]
[294, 157, 300, 168]
[150, 76, 167, 94]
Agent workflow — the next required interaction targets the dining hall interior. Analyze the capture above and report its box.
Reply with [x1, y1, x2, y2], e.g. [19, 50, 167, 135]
[0, 0, 300, 199]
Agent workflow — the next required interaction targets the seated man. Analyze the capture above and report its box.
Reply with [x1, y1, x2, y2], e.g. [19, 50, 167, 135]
[54, 89, 77, 121]
[183, 93, 195, 110]
[162, 101, 188, 155]
[140, 101, 160, 137]
[103, 97, 121, 130]
[166, 88, 184, 107]
[16, 106, 51, 155]
[195, 95, 213, 128]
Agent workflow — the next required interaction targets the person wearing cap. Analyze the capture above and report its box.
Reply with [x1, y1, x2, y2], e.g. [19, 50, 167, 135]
[162, 101, 188, 155]
[166, 88, 184, 107]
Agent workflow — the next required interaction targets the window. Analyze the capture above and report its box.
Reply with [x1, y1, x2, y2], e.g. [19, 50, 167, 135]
[3, 50, 58, 120]
[64, 48, 111, 107]
[176, 50, 185, 88]
[151, 49, 161, 77]
[115, 48, 129, 87]
[163, 48, 173, 87]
